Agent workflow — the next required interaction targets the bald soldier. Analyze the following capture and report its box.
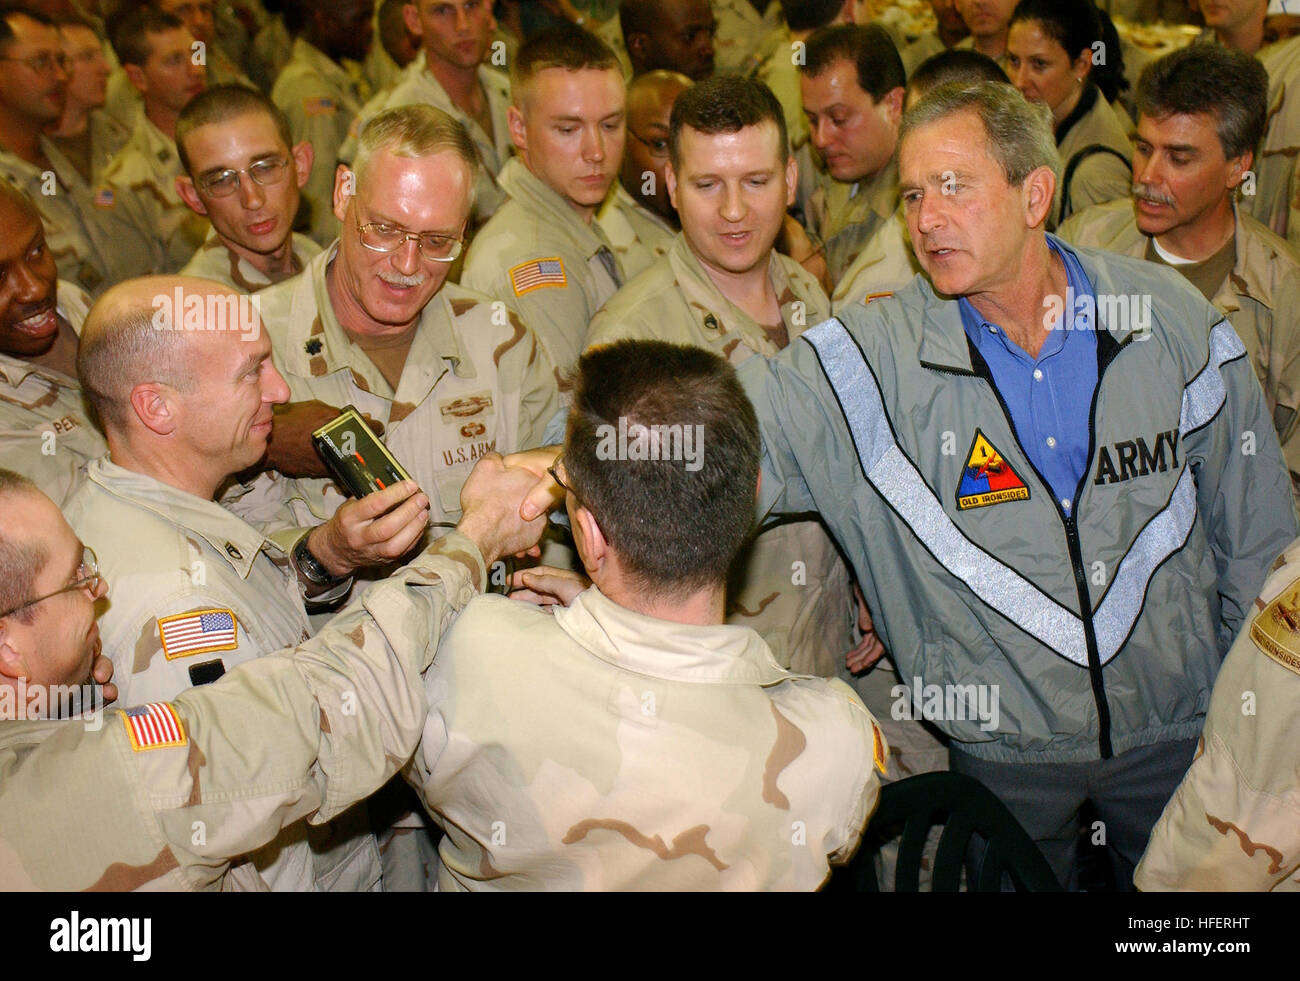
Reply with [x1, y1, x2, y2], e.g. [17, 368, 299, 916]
[0, 455, 549, 891]
[253, 104, 557, 542]
[586, 76, 859, 682]
[63, 276, 432, 890]
[407, 341, 886, 890]
[342, 0, 513, 232]
[0, 183, 105, 505]
[596, 70, 689, 280]
[175, 85, 322, 293]
[1136, 536, 1300, 890]
[460, 26, 627, 375]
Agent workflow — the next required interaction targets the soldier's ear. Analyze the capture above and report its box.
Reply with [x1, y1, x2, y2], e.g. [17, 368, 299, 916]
[333, 164, 355, 222]
[507, 104, 528, 155]
[881, 86, 905, 127]
[784, 152, 798, 208]
[571, 504, 608, 577]
[123, 63, 147, 96]
[403, 2, 422, 39]
[665, 161, 678, 209]
[1227, 149, 1253, 190]
[129, 383, 179, 438]
[175, 175, 207, 216]
[0, 628, 28, 683]
[292, 141, 314, 190]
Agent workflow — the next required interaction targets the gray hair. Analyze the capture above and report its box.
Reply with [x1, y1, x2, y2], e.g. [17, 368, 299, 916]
[899, 81, 1061, 188]
[0, 468, 44, 623]
[352, 104, 480, 210]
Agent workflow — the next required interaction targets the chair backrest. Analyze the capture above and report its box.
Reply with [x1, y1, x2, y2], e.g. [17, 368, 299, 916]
[828, 771, 1063, 892]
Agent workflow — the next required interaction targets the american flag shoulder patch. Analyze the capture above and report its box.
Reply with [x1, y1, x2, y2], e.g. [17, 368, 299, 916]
[302, 96, 337, 117]
[121, 702, 186, 752]
[509, 257, 567, 296]
[158, 608, 238, 660]
[871, 720, 889, 775]
[92, 187, 115, 208]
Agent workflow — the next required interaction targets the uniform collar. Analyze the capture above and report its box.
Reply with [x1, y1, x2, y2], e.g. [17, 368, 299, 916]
[498, 157, 615, 258]
[555, 585, 794, 686]
[86, 456, 273, 578]
[130, 113, 176, 170]
[821, 158, 898, 241]
[667, 233, 806, 354]
[610, 183, 676, 236]
[916, 234, 1125, 373]
[198, 226, 310, 292]
[279, 243, 471, 402]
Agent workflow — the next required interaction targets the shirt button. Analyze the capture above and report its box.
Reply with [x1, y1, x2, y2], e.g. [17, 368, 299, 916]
[1046, 436, 1057, 448]
[1033, 369, 1043, 381]
[1062, 498, 1072, 510]
[987, 325, 998, 334]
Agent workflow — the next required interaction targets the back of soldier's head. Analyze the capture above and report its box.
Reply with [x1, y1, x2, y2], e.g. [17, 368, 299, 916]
[509, 24, 620, 109]
[907, 48, 1008, 107]
[176, 84, 294, 175]
[565, 341, 760, 598]
[1136, 44, 1269, 161]
[669, 73, 788, 170]
[782, 0, 849, 33]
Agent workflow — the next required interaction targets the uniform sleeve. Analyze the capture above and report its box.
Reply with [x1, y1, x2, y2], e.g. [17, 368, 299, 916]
[1184, 320, 1300, 653]
[1064, 152, 1132, 219]
[461, 245, 594, 374]
[499, 308, 563, 449]
[1136, 591, 1300, 890]
[0, 533, 486, 891]
[1264, 271, 1300, 499]
[109, 587, 293, 709]
[737, 346, 822, 520]
[277, 86, 349, 247]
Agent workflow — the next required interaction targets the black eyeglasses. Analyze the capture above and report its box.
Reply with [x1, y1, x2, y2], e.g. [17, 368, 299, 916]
[548, 458, 577, 499]
[0, 546, 101, 619]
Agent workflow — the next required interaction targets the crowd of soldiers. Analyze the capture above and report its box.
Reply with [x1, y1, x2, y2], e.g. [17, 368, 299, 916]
[0, 0, 1298, 893]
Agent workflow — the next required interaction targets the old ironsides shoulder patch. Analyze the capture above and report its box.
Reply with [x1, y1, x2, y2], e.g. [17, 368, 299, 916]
[1251, 576, 1300, 676]
[955, 429, 1030, 511]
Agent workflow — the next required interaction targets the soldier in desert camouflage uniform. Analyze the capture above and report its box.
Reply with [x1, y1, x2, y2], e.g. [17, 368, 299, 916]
[253, 105, 557, 538]
[0, 454, 547, 891]
[0, 184, 104, 505]
[1136, 536, 1300, 890]
[460, 26, 626, 376]
[407, 340, 885, 890]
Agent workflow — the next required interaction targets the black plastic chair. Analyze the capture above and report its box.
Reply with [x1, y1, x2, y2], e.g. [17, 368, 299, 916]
[828, 771, 1063, 892]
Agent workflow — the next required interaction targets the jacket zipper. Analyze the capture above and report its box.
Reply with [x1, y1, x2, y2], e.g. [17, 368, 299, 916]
[949, 330, 1133, 759]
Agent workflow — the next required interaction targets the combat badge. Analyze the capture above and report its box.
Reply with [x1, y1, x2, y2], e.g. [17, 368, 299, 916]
[956, 429, 1030, 511]
[1251, 576, 1300, 676]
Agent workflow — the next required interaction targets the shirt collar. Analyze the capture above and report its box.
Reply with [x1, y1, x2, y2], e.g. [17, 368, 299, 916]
[87, 456, 273, 578]
[279, 243, 470, 398]
[555, 585, 794, 686]
[498, 157, 615, 258]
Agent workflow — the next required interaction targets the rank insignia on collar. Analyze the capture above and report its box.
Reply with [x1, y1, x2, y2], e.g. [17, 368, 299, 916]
[956, 429, 1030, 511]
[304, 338, 323, 356]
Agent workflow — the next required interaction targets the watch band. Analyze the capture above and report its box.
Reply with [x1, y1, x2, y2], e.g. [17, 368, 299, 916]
[293, 534, 343, 587]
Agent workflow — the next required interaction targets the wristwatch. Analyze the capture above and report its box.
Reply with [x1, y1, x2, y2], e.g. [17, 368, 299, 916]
[293, 534, 343, 587]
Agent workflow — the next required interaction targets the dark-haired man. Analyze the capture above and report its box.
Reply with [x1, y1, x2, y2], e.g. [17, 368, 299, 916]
[619, 0, 715, 80]
[586, 75, 857, 686]
[271, 0, 374, 246]
[461, 26, 626, 374]
[1059, 45, 1300, 501]
[900, 0, 969, 74]
[175, 85, 321, 291]
[799, 24, 916, 308]
[0, 5, 122, 295]
[0, 182, 104, 505]
[343, 0, 513, 232]
[96, 7, 210, 275]
[407, 339, 885, 891]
